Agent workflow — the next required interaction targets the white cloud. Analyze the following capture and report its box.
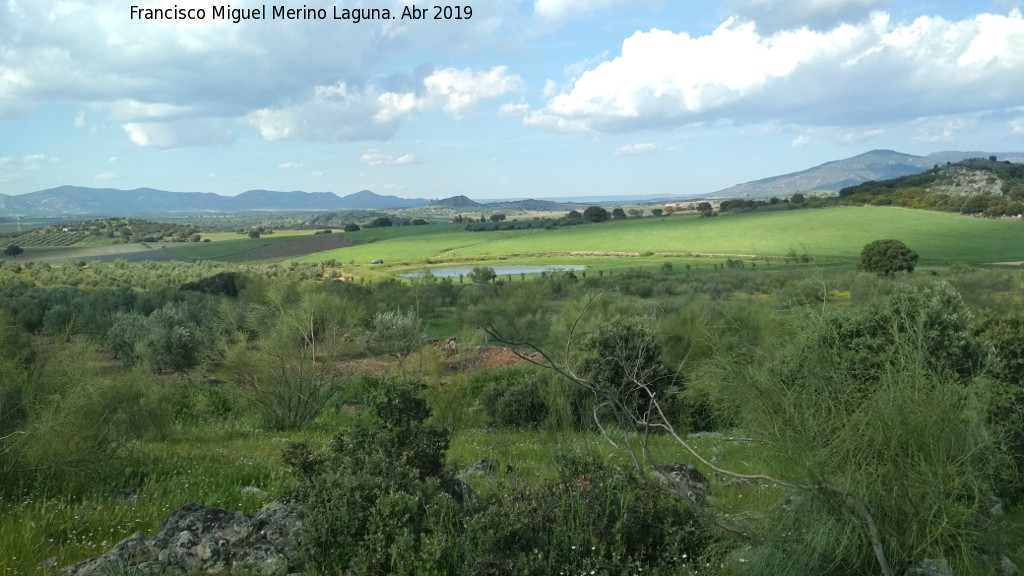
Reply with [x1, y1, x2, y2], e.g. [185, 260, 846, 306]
[791, 135, 811, 147]
[541, 79, 559, 99]
[910, 115, 974, 144]
[376, 66, 525, 122]
[123, 118, 237, 148]
[94, 171, 118, 181]
[0, 0, 522, 143]
[525, 11, 1024, 134]
[20, 154, 58, 168]
[1013, 117, 1024, 135]
[499, 102, 530, 117]
[359, 151, 417, 167]
[278, 162, 303, 169]
[727, 0, 888, 33]
[614, 143, 658, 155]
[534, 0, 636, 22]
[249, 83, 395, 142]
[109, 99, 192, 123]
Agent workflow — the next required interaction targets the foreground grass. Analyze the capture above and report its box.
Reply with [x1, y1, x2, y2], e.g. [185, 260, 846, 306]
[0, 415, 778, 574]
[0, 423, 301, 574]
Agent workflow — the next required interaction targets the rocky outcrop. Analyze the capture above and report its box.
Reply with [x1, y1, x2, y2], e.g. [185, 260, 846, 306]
[61, 500, 302, 576]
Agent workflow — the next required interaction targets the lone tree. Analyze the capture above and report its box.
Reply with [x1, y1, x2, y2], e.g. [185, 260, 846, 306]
[583, 205, 610, 222]
[859, 239, 918, 275]
[612, 207, 627, 219]
[696, 202, 713, 217]
[365, 309, 426, 375]
[4, 244, 24, 257]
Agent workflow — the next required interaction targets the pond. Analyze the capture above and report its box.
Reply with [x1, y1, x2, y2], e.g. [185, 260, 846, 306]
[400, 265, 587, 278]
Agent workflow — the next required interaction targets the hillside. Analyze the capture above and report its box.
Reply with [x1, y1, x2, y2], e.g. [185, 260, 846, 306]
[712, 149, 1024, 199]
[839, 156, 1024, 216]
[430, 195, 482, 208]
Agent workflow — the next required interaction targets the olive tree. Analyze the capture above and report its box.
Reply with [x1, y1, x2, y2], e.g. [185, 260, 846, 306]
[365, 308, 426, 375]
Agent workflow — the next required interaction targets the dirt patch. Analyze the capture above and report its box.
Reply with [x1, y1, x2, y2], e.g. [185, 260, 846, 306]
[460, 346, 541, 371]
[222, 234, 352, 262]
[335, 357, 394, 376]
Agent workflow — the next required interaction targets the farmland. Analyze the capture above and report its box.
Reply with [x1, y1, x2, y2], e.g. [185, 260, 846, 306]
[297, 207, 1024, 278]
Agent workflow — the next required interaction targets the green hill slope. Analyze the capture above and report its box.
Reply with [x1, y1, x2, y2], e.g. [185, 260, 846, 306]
[296, 207, 1024, 268]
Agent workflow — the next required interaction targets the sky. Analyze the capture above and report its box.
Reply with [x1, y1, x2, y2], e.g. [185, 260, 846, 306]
[1, 0, 1023, 200]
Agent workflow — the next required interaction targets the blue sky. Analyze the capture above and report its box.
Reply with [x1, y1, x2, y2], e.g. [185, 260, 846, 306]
[2, 0, 1023, 199]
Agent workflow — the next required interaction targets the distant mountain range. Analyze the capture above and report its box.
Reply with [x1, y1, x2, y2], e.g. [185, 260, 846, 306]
[709, 150, 1024, 199]
[0, 186, 429, 216]
[3, 150, 1022, 216]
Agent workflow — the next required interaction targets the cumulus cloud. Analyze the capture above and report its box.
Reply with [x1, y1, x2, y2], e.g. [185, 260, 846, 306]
[726, 0, 889, 33]
[1013, 117, 1024, 135]
[376, 66, 525, 122]
[359, 151, 417, 167]
[614, 143, 658, 155]
[525, 11, 1024, 134]
[0, 0, 522, 145]
[249, 83, 396, 142]
[278, 162, 303, 169]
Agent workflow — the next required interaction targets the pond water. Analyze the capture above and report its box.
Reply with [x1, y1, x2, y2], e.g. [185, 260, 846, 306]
[401, 265, 587, 278]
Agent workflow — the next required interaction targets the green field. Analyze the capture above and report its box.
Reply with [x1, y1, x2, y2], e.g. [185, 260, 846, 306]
[295, 207, 1024, 276]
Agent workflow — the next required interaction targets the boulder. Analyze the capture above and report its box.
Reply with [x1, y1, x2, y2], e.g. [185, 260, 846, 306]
[654, 463, 708, 503]
[61, 500, 303, 576]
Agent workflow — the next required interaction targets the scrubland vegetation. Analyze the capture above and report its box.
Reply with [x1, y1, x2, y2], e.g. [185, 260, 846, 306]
[1, 207, 1023, 575]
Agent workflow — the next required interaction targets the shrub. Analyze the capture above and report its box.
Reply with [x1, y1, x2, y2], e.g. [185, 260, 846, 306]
[468, 266, 495, 284]
[695, 285, 1005, 575]
[480, 368, 548, 429]
[575, 316, 677, 421]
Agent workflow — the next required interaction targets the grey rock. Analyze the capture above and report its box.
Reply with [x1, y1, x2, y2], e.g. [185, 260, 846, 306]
[654, 463, 708, 503]
[61, 500, 303, 576]
[988, 494, 1005, 516]
[1000, 554, 1018, 575]
[904, 559, 953, 576]
[459, 458, 499, 477]
[241, 485, 269, 498]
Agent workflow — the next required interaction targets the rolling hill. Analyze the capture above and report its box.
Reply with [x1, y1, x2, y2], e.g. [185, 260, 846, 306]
[0, 186, 429, 216]
[711, 150, 1024, 199]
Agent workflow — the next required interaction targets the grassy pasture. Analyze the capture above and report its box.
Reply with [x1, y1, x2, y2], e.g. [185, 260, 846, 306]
[296, 207, 1024, 278]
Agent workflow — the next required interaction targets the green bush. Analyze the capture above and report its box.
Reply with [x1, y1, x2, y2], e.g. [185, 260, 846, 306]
[286, 375, 707, 575]
[694, 284, 1006, 575]
[480, 368, 548, 429]
[2, 342, 174, 495]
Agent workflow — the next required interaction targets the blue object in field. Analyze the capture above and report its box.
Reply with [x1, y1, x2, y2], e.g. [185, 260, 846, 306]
[371, 259, 383, 264]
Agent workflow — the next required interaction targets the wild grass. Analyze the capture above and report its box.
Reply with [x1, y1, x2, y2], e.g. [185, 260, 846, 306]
[0, 423, 306, 574]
